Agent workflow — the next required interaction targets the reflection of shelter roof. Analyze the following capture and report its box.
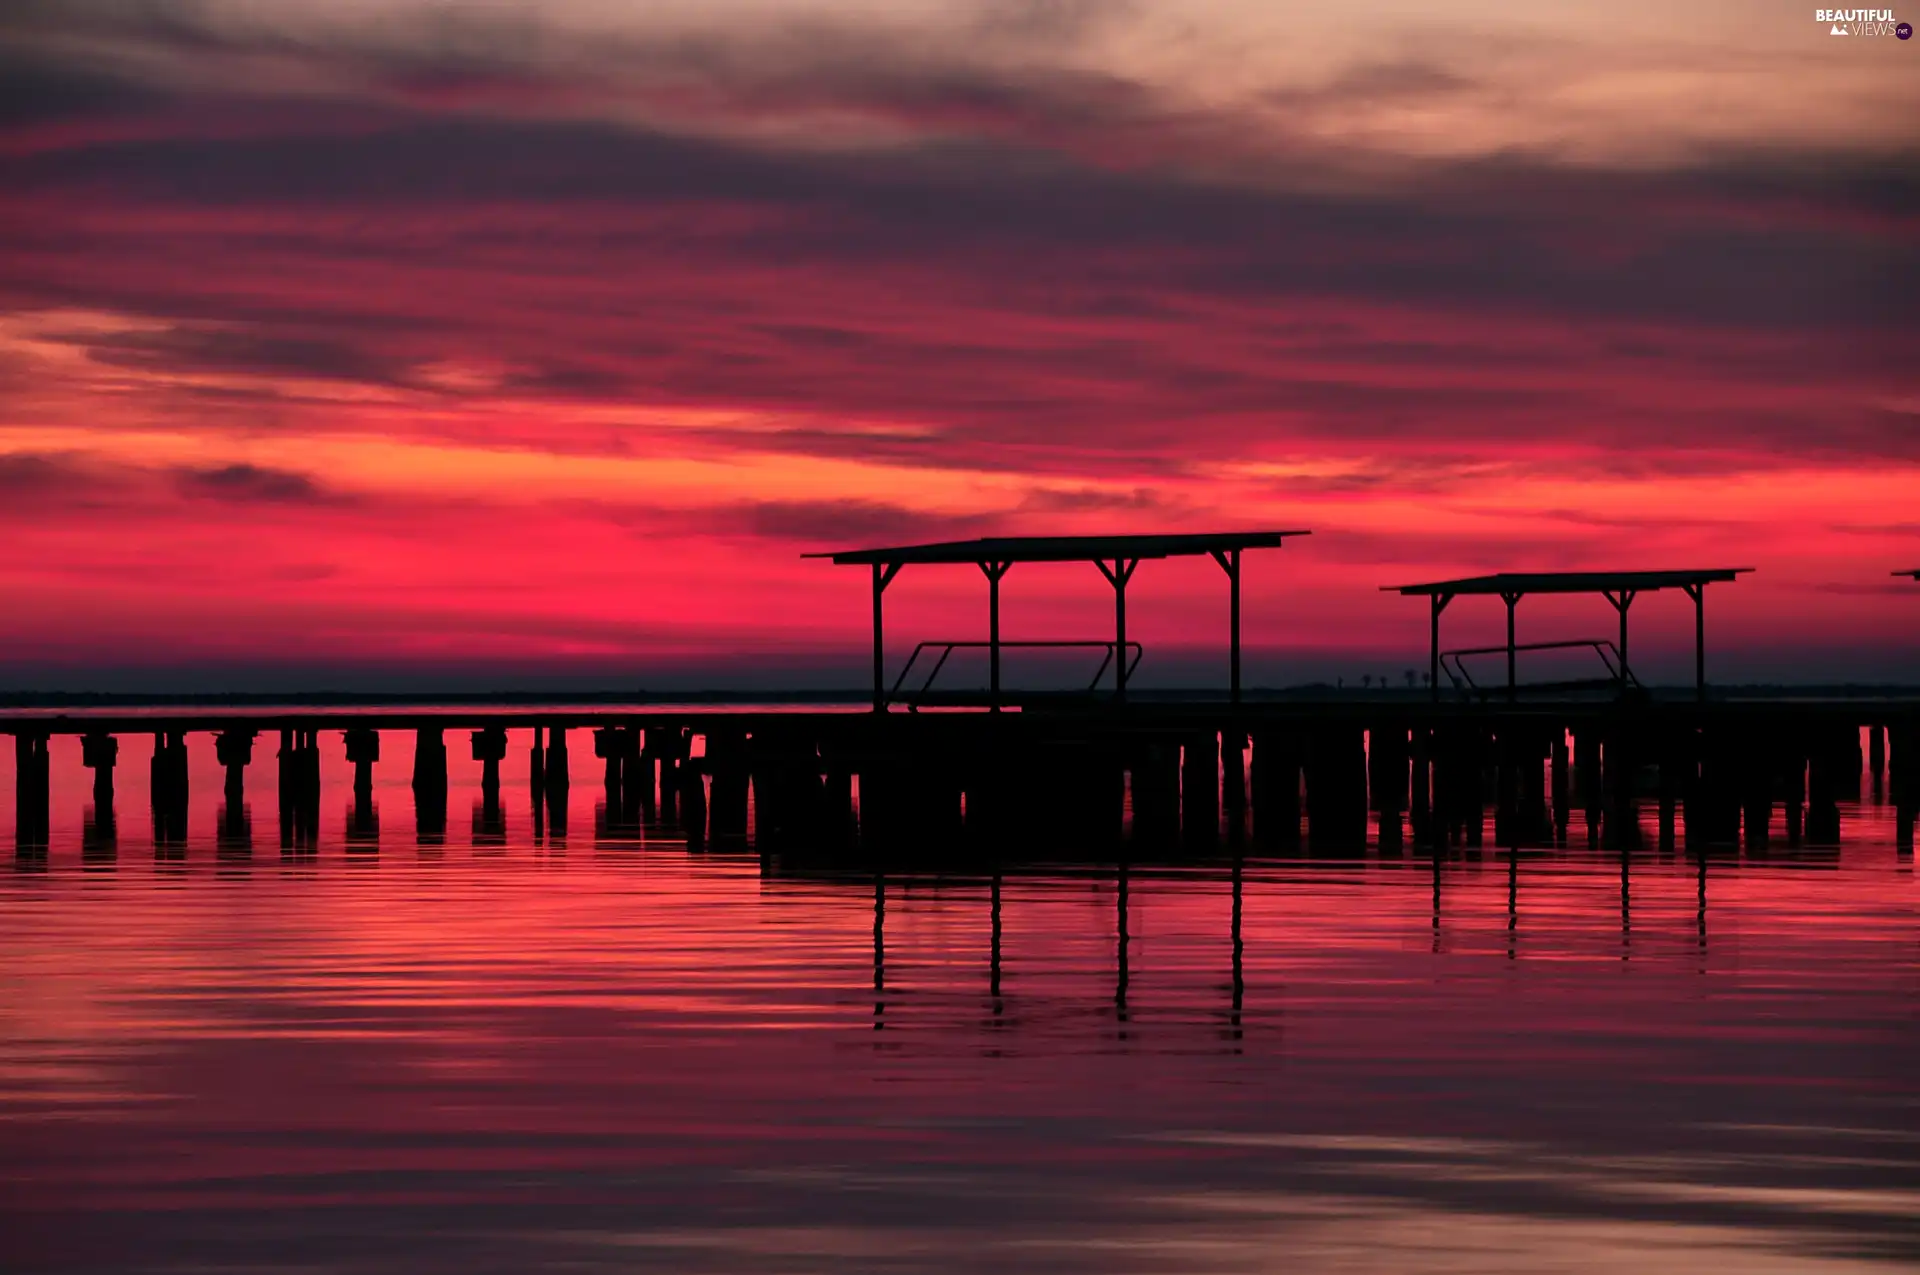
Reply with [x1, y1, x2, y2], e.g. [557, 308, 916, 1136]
[1385, 568, 1751, 597]
[1897, 570, 1920, 580]
[806, 531, 1308, 566]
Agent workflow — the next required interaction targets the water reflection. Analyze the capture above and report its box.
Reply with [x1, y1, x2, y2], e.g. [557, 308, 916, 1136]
[1226, 856, 1243, 1046]
[346, 798, 378, 851]
[217, 800, 251, 859]
[873, 871, 886, 1033]
[82, 799, 116, 866]
[415, 783, 447, 848]
[473, 792, 506, 850]
[1115, 860, 1131, 1035]
[0, 729, 1915, 1275]
[989, 871, 1004, 1031]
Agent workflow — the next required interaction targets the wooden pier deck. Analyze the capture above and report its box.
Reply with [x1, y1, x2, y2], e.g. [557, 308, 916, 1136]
[7, 695, 1917, 857]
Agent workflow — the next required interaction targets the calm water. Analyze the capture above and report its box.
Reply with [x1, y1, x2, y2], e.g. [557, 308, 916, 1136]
[3, 730, 1917, 1273]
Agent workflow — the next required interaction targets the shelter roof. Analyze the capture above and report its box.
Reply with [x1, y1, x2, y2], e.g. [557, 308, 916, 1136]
[1384, 568, 1752, 597]
[806, 531, 1308, 567]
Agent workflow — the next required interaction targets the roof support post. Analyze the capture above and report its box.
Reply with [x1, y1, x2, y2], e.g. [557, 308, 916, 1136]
[1605, 589, 1638, 689]
[1683, 582, 1706, 701]
[1500, 591, 1523, 702]
[979, 560, 1012, 711]
[1430, 592, 1453, 702]
[1096, 558, 1140, 703]
[1210, 548, 1243, 705]
[871, 561, 903, 712]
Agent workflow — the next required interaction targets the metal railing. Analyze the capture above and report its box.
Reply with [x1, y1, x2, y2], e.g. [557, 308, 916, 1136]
[887, 640, 1143, 710]
[1441, 639, 1637, 700]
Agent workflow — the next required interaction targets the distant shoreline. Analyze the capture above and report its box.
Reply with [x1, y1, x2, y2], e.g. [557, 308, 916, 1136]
[4, 684, 1917, 709]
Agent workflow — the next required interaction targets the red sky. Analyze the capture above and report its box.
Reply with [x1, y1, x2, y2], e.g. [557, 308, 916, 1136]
[0, 1, 1915, 690]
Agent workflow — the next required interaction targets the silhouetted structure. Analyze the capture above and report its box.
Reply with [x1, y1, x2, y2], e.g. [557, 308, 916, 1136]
[15, 731, 49, 855]
[4, 553, 1919, 864]
[0, 700, 1912, 864]
[83, 793, 118, 863]
[1386, 569, 1753, 702]
[217, 798, 251, 857]
[275, 728, 320, 852]
[807, 531, 1309, 709]
[80, 732, 118, 862]
[544, 725, 569, 837]
[150, 730, 189, 851]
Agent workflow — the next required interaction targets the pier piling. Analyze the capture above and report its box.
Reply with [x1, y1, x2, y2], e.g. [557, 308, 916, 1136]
[1550, 730, 1571, 844]
[412, 726, 448, 845]
[1655, 729, 1684, 852]
[1890, 721, 1916, 851]
[82, 731, 118, 807]
[1370, 724, 1409, 852]
[1223, 731, 1248, 842]
[471, 725, 507, 796]
[1869, 724, 1887, 803]
[640, 730, 667, 821]
[411, 727, 447, 795]
[150, 731, 189, 849]
[545, 726, 569, 834]
[684, 738, 710, 846]
[546, 726, 569, 783]
[1410, 726, 1433, 846]
[1130, 739, 1179, 847]
[707, 730, 750, 840]
[345, 727, 379, 799]
[594, 725, 623, 794]
[1250, 728, 1301, 849]
[1306, 725, 1367, 852]
[1182, 731, 1221, 849]
[15, 732, 50, 851]
[1805, 724, 1853, 844]
[215, 730, 253, 802]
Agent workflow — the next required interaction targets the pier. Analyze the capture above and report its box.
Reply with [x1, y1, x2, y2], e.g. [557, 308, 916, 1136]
[4, 700, 1916, 861]
[5, 535, 1917, 859]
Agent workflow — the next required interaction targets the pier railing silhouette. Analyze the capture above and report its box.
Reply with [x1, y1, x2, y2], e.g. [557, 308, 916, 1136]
[1441, 639, 1637, 700]
[887, 639, 1144, 710]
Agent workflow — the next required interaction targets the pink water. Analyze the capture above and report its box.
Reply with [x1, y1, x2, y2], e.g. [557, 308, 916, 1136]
[2, 730, 1916, 1273]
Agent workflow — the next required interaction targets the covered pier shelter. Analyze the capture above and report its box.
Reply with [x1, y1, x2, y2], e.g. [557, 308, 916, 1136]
[1385, 569, 1753, 701]
[806, 531, 1308, 711]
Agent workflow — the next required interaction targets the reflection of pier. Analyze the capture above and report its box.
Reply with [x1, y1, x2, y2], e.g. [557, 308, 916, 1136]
[3, 714, 1892, 1046]
[848, 862, 1248, 1051]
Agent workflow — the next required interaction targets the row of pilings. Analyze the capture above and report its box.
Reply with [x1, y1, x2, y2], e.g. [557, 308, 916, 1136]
[8, 709, 1920, 858]
[765, 712, 1918, 864]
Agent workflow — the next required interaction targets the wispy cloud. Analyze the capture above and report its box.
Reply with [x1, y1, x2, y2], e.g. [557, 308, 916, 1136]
[0, 1, 1913, 679]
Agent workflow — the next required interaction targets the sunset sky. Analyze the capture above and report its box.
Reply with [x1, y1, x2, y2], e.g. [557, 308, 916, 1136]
[1, 0, 1914, 690]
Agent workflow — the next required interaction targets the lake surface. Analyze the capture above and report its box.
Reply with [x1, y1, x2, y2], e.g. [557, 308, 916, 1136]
[3, 729, 1917, 1273]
